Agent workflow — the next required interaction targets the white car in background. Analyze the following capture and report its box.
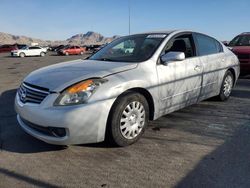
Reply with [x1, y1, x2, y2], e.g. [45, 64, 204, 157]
[11, 46, 47, 57]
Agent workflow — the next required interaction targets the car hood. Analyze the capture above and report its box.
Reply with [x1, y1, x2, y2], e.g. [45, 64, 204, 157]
[24, 59, 138, 92]
[231, 46, 250, 54]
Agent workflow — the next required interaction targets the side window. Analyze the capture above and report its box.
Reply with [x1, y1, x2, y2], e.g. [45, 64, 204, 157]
[75, 46, 80, 49]
[195, 34, 222, 56]
[164, 34, 196, 58]
[29, 46, 40, 49]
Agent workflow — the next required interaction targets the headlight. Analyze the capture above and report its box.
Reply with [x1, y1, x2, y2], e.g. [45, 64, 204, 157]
[54, 79, 107, 106]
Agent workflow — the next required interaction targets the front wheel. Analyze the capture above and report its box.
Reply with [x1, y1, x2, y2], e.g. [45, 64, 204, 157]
[217, 71, 234, 101]
[106, 92, 149, 147]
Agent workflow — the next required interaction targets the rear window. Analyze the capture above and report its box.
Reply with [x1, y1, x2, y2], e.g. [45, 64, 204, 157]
[195, 34, 222, 56]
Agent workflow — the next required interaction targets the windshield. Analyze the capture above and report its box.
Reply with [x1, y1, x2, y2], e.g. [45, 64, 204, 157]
[21, 46, 28, 49]
[89, 34, 167, 62]
[229, 35, 250, 46]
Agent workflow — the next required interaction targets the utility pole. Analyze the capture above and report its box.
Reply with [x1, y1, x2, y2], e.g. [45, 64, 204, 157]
[128, 0, 131, 35]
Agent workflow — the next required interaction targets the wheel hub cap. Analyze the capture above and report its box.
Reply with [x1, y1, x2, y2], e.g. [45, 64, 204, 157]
[120, 101, 145, 140]
[223, 75, 233, 97]
[129, 114, 137, 124]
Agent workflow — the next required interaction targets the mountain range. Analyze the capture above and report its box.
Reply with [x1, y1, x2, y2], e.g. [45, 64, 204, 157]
[0, 31, 120, 46]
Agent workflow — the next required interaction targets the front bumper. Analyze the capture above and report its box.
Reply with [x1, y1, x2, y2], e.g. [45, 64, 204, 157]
[11, 52, 18, 56]
[15, 93, 114, 145]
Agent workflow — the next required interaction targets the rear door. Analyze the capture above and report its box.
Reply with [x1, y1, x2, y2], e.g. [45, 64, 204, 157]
[69, 46, 75, 54]
[75, 46, 80, 54]
[27, 46, 40, 56]
[26, 47, 35, 56]
[193, 33, 225, 100]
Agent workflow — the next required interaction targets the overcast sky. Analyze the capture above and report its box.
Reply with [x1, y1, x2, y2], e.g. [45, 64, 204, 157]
[0, 0, 249, 41]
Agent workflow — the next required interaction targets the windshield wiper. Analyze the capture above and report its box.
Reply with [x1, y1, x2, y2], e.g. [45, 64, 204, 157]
[97, 58, 117, 62]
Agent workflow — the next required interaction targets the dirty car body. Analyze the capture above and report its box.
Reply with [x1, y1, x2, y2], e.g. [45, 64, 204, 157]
[15, 30, 240, 145]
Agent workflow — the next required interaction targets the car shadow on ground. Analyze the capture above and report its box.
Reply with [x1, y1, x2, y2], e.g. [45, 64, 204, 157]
[0, 89, 67, 153]
[0, 167, 60, 188]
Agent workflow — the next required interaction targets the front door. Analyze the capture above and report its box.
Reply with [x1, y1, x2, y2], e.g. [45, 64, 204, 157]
[156, 33, 203, 114]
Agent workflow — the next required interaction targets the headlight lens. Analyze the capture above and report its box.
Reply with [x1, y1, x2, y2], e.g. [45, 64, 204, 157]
[54, 79, 107, 106]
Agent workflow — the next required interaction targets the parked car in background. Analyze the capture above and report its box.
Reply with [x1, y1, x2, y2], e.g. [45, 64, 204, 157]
[11, 46, 47, 57]
[93, 44, 107, 53]
[0, 44, 18, 52]
[41, 46, 50, 51]
[17, 44, 28, 49]
[15, 30, 239, 146]
[228, 32, 250, 75]
[85, 44, 102, 52]
[53, 45, 66, 52]
[58, 45, 86, 55]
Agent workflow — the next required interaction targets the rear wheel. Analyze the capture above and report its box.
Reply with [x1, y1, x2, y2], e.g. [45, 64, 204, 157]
[106, 92, 149, 146]
[217, 71, 234, 101]
[19, 52, 25, 58]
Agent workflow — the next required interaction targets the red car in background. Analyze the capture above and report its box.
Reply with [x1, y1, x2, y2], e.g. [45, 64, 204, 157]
[0, 44, 18, 53]
[58, 45, 86, 55]
[229, 32, 250, 75]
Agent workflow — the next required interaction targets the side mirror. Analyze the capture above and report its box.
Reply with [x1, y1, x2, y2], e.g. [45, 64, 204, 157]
[161, 51, 185, 64]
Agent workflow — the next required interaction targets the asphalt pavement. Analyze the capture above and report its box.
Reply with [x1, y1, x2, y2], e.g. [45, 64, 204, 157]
[0, 52, 250, 188]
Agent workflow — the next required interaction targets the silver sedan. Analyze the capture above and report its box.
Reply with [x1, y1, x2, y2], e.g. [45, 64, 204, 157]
[15, 30, 240, 146]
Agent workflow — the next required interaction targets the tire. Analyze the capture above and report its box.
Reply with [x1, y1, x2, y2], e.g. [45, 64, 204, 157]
[65, 52, 69, 56]
[106, 92, 149, 146]
[217, 70, 234, 101]
[80, 51, 84, 55]
[19, 52, 25, 58]
[40, 52, 45, 57]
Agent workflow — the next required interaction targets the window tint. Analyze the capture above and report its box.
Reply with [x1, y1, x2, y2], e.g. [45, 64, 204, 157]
[195, 34, 222, 56]
[75, 46, 80, 49]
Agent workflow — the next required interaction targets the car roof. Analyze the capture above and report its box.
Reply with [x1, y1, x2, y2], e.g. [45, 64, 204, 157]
[135, 29, 193, 35]
[240, 32, 250, 36]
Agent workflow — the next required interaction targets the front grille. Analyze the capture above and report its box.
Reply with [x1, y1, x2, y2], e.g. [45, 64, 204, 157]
[18, 82, 50, 104]
[237, 53, 250, 59]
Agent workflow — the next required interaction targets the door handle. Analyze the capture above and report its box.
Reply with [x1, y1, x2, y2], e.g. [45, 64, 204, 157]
[194, 65, 201, 71]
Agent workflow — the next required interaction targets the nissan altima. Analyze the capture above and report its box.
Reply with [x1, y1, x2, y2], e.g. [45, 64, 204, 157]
[15, 30, 240, 146]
